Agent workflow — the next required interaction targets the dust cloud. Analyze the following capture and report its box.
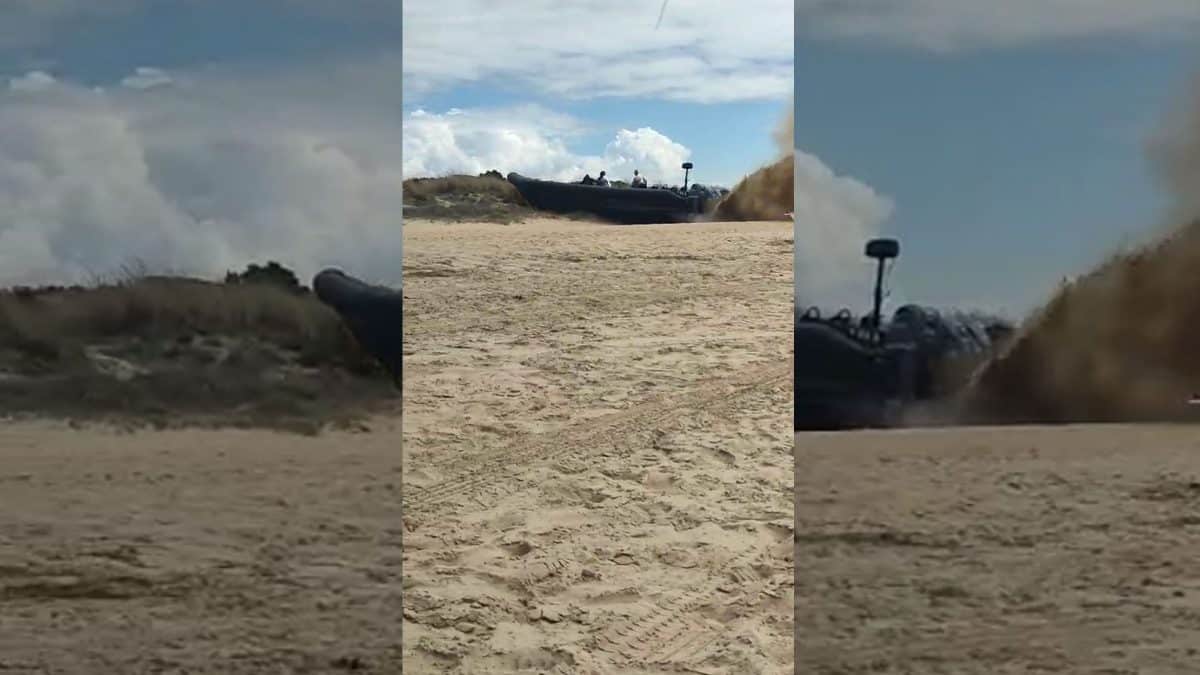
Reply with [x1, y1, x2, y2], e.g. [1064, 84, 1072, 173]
[963, 73, 1200, 423]
[711, 101, 794, 221]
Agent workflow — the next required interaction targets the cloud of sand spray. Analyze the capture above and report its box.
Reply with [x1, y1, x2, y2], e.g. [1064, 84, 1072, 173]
[959, 73, 1200, 424]
[786, 100, 895, 308]
[704, 100, 891, 308]
[711, 101, 795, 222]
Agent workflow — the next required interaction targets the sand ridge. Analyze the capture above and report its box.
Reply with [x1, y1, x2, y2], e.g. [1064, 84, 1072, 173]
[402, 216, 794, 674]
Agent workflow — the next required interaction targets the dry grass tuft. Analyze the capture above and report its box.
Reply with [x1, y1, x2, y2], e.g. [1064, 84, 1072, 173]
[403, 171, 533, 223]
[403, 171, 524, 204]
[0, 271, 397, 433]
[0, 278, 364, 370]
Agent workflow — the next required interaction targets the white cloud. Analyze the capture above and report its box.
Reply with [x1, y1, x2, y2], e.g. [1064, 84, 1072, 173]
[797, 0, 1200, 51]
[403, 105, 695, 186]
[794, 149, 894, 307]
[402, 0, 793, 103]
[120, 66, 172, 90]
[0, 65, 405, 288]
[8, 70, 56, 92]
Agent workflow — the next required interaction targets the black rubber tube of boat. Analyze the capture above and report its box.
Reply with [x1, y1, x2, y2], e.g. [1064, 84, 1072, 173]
[794, 320, 897, 430]
[313, 269, 404, 388]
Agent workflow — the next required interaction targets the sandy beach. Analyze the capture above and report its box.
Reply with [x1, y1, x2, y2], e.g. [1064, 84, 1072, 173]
[0, 419, 405, 673]
[797, 424, 1200, 674]
[401, 217, 794, 674]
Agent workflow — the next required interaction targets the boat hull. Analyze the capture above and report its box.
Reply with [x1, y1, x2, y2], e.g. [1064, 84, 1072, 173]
[507, 172, 706, 224]
[313, 269, 404, 387]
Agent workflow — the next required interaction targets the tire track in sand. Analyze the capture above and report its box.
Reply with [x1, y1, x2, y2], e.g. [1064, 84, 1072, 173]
[405, 362, 791, 671]
[592, 547, 792, 670]
[583, 371, 794, 671]
[403, 361, 789, 523]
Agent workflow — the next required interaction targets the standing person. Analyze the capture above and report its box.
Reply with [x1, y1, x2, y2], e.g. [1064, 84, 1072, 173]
[595, 171, 609, 186]
[631, 170, 647, 188]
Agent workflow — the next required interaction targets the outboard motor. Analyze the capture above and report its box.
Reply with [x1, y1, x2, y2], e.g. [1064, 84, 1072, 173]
[313, 269, 404, 388]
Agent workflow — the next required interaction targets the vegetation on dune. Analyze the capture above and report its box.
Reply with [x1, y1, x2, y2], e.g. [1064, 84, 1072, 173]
[402, 171, 537, 223]
[1, 262, 365, 370]
[403, 170, 526, 205]
[224, 260, 305, 294]
[0, 262, 396, 433]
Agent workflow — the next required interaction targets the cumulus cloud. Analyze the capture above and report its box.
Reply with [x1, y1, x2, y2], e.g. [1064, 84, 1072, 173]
[120, 66, 172, 90]
[794, 149, 895, 308]
[797, 0, 1200, 51]
[0, 65, 405, 288]
[7, 70, 56, 92]
[402, 0, 792, 103]
[403, 106, 693, 185]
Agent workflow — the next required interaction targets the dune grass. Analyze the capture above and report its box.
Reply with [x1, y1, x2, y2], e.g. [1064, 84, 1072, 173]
[0, 269, 396, 434]
[402, 171, 537, 223]
[403, 171, 524, 205]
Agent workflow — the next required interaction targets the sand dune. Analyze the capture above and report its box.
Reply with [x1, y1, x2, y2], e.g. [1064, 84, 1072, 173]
[402, 216, 794, 674]
[797, 424, 1200, 674]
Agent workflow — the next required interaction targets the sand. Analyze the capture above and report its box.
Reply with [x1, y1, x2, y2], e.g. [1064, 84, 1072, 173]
[0, 419, 405, 673]
[798, 424, 1200, 674]
[402, 217, 794, 674]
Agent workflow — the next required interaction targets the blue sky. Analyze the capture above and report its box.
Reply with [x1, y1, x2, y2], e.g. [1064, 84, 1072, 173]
[0, 2, 401, 85]
[795, 2, 1200, 316]
[401, 0, 793, 190]
[0, 1, 407, 286]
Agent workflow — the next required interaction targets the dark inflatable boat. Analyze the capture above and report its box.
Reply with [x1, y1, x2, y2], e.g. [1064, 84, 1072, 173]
[506, 162, 723, 224]
[313, 269, 404, 387]
[794, 238, 1014, 430]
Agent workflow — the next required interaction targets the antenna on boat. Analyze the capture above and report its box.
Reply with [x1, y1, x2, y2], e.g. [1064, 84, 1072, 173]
[681, 161, 693, 191]
[655, 0, 669, 30]
[864, 238, 900, 338]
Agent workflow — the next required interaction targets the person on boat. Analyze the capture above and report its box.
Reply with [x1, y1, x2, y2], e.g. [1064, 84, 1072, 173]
[631, 170, 647, 188]
[581, 173, 597, 185]
[595, 171, 609, 186]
